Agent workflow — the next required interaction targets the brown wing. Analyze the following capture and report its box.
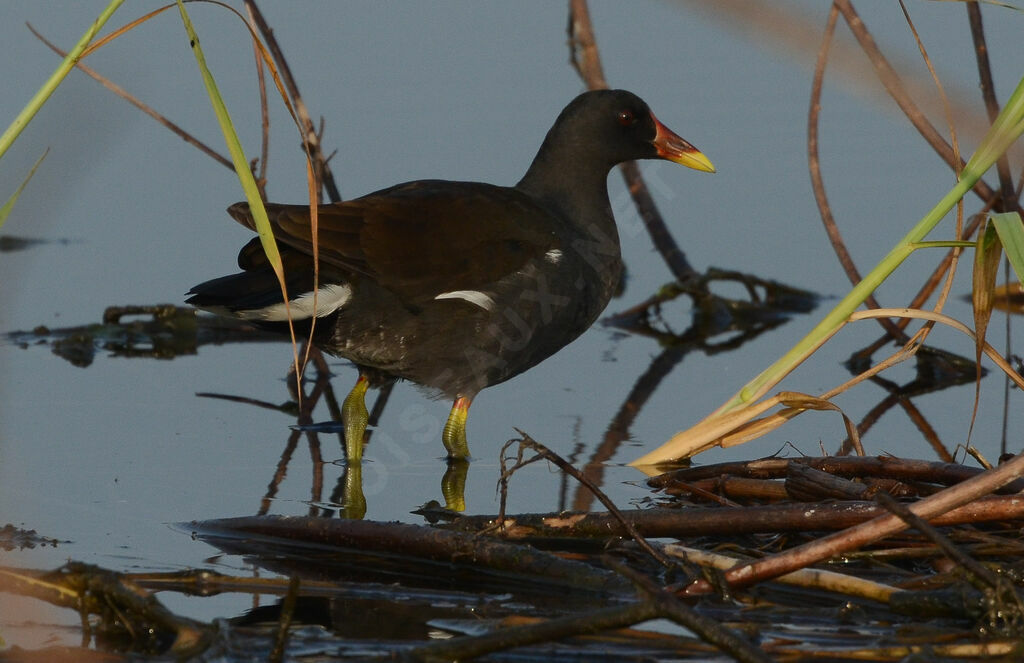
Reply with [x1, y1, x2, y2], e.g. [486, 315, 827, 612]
[227, 180, 560, 303]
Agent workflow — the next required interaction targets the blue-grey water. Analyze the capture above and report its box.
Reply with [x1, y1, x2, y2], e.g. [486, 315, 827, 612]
[1, 0, 1021, 642]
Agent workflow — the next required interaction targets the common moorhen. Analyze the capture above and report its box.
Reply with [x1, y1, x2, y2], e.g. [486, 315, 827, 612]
[187, 89, 713, 460]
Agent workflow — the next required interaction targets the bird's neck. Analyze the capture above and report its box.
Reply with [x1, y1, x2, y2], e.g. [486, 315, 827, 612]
[516, 141, 625, 317]
[516, 137, 621, 238]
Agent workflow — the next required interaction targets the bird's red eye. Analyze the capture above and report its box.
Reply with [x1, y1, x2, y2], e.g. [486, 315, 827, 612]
[617, 110, 636, 126]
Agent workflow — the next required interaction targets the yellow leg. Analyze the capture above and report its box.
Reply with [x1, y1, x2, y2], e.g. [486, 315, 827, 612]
[341, 374, 369, 462]
[340, 461, 367, 520]
[441, 396, 472, 459]
[441, 459, 468, 512]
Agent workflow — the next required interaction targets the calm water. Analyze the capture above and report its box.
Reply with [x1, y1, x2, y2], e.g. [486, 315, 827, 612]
[1, 0, 1021, 647]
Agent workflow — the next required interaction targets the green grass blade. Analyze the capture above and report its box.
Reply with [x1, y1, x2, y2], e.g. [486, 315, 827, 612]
[723, 75, 1024, 410]
[174, 0, 283, 286]
[0, 0, 124, 161]
[973, 221, 1000, 372]
[0, 148, 49, 230]
[990, 212, 1024, 283]
[632, 73, 1024, 465]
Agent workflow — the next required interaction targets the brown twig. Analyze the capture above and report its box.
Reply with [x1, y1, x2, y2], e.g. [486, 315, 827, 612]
[842, 0, 1019, 365]
[567, 0, 607, 88]
[0, 563, 211, 656]
[833, 0, 1013, 213]
[963, 3, 1020, 462]
[899, 397, 953, 462]
[243, 2, 271, 201]
[412, 556, 766, 662]
[603, 282, 686, 325]
[409, 601, 660, 662]
[505, 431, 671, 567]
[812, 1, 1005, 354]
[605, 557, 772, 663]
[897, 2, 966, 353]
[243, 1, 341, 204]
[567, 0, 701, 285]
[223, 352, 332, 516]
[874, 492, 1000, 591]
[285, 350, 330, 514]
[260, 429, 300, 516]
[649, 455, 1023, 491]
[839, 351, 962, 460]
[808, 6, 904, 341]
[27, 22, 233, 171]
[268, 576, 301, 663]
[572, 345, 688, 511]
[851, 210, 989, 361]
[679, 451, 1024, 596]
[446, 493, 1024, 539]
[966, 1, 1017, 210]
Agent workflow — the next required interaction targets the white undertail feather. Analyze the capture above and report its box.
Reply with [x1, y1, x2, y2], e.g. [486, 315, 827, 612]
[236, 283, 352, 321]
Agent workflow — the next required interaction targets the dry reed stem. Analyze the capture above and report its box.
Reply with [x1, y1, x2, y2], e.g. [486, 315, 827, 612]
[681, 448, 1024, 595]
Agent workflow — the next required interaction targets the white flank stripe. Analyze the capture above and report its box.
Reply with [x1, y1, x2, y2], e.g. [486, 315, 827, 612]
[435, 289, 495, 311]
[237, 283, 352, 321]
[545, 248, 563, 264]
